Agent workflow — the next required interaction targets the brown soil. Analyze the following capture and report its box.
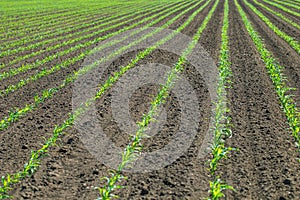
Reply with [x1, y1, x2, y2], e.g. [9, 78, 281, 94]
[1, 0, 300, 199]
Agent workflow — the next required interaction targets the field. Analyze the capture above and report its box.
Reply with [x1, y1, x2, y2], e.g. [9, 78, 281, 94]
[0, 0, 300, 199]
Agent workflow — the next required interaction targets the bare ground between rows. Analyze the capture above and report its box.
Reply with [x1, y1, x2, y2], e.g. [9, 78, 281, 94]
[1, 2, 218, 199]
[241, 0, 300, 109]
[0, 1, 198, 120]
[218, 1, 300, 199]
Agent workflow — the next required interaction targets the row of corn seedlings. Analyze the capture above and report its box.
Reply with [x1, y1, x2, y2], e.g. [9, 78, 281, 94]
[0, 0, 196, 131]
[96, 0, 220, 198]
[207, 0, 235, 199]
[270, 0, 300, 11]
[0, 0, 196, 96]
[235, 0, 300, 161]
[252, 0, 300, 30]
[244, 0, 300, 54]
[0, 2, 178, 79]
[262, 0, 300, 17]
[0, 3, 158, 59]
[0, 1, 205, 198]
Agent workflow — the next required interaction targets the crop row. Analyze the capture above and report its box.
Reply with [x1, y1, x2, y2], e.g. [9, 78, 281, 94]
[244, 0, 300, 54]
[0, 0, 194, 96]
[236, 0, 300, 159]
[252, 0, 300, 30]
[0, 1, 203, 198]
[0, 0, 194, 130]
[207, 0, 235, 199]
[97, 0, 220, 198]
[262, 0, 300, 17]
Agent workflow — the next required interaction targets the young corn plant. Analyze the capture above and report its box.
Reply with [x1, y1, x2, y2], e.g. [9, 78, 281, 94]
[0, 0, 196, 131]
[96, 0, 220, 199]
[0, 1, 205, 198]
[207, 0, 235, 199]
[209, 177, 234, 200]
[235, 0, 300, 161]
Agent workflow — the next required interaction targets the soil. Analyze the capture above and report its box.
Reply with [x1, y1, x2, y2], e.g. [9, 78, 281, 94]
[0, 0, 299, 199]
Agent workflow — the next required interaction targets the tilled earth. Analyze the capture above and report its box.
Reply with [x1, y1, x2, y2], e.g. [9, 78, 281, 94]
[0, 0, 299, 199]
